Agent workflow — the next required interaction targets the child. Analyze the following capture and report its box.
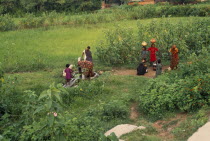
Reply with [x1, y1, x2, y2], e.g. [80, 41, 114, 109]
[65, 64, 73, 86]
[155, 59, 162, 77]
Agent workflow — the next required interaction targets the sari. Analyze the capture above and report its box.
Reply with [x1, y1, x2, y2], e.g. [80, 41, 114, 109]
[170, 47, 179, 70]
[78, 60, 94, 77]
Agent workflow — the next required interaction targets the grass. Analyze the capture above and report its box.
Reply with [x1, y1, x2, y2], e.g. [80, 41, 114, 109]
[61, 74, 150, 133]
[1, 16, 208, 93]
[172, 108, 210, 140]
[0, 26, 102, 72]
[120, 108, 209, 141]
[3, 70, 210, 140]
[1, 16, 210, 140]
[4, 69, 63, 93]
[68, 74, 148, 115]
[1, 16, 208, 73]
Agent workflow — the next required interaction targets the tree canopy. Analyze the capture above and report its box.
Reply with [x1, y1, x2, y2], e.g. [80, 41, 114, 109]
[0, 0, 102, 14]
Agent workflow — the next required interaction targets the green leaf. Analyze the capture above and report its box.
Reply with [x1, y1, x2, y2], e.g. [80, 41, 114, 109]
[56, 134, 66, 141]
[46, 100, 52, 110]
[0, 135, 4, 140]
[39, 90, 47, 100]
[33, 106, 44, 115]
[48, 114, 54, 127]
[47, 89, 52, 99]
[54, 92, 61, 103]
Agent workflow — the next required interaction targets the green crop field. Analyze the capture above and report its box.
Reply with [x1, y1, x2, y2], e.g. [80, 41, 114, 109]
[0, 3, 210, 140]
[0, 17, 208, 73]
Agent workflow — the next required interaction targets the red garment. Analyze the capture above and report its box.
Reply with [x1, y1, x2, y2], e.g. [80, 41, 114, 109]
[147, 47, 158, 62]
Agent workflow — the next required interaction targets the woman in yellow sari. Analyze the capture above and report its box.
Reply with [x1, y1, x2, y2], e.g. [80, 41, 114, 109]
[169, 45, 179, 70]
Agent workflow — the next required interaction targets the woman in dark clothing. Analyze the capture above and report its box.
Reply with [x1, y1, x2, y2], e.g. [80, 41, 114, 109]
[82, 46, 92, 62]
[137, 63, 147, 75]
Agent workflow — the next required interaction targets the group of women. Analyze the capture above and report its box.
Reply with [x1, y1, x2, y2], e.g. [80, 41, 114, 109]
[64, 40, 180, 86]
[137, 39, 179, 77]
[64, 46, 93, 86]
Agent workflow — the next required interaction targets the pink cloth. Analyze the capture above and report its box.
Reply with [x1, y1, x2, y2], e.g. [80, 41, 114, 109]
[65, 68, 73, 79]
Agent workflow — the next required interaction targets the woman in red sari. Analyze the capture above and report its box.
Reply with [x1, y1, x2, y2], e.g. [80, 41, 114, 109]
[169, 45, 179, 70]
[147, 43, 159, 66]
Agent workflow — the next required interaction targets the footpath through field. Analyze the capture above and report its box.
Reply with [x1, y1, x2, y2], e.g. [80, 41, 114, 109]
[113, 66, 169, 78]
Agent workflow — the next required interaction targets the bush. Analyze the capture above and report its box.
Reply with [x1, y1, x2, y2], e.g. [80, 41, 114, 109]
[20, 14, 45, 29]
[0, 76, 113, 140]
[138, 48, 210, 120]
[0, 14, 16, 31]
[101, 100, 128, 121]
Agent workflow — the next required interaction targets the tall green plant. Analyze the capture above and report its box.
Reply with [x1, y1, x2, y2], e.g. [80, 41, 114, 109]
[96, 17, 210, 65]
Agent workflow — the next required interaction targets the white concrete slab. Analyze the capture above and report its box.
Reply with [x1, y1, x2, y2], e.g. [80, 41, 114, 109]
[105, 124, 145, 138]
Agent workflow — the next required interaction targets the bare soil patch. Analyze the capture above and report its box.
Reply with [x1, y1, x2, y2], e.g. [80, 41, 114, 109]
[153, 113, 188, 140]
[113, 66, 169, 78]
[130, 103, 139, 121]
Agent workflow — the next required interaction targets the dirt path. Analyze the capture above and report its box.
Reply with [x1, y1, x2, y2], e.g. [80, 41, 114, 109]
[153, 113, 188, 140]
[130, 103, 139, 121]
[113, 66, 169, 78]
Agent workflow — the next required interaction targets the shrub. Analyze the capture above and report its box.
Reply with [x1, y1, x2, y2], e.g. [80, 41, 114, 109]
[0, 77, 110, 140]
[20, 14, 45, 29]
[101, 100, 128, 121]
[0, 14, 16, 31]
[138, 48, 210, 120]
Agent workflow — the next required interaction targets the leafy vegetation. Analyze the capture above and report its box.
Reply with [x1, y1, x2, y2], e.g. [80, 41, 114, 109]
[0, 76, 104, 140]
[0, 0, 101, 14]
[0, 70, 150, 140]
[138, 48, 210, 120]
[96, 17, 210, 65]
[0, 3, 210, 31]
[1, 3, 210, 140]
[2, 17, 208, 72]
